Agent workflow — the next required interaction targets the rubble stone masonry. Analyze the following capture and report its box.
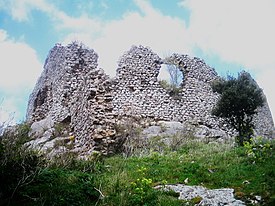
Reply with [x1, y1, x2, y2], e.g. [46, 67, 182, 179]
[26, 42, 274, 156]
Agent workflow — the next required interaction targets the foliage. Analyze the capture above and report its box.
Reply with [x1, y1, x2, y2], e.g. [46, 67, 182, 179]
[0, 123, 100, 206]
[159, 79, 181, 98]
[114, 118, 145, 156]
[243, 136, 273, 162]
[211, 71, 265, 145]
[53, 121, 72, 137]
[0, 100, 14, 136]
[128, 166, 157, 205]
[22, 169, 100, 206]
[159, 64, 183, 98]
[119, 121, 195, 157]
[1, 123, 275, 205]
[0, 123, 43, 205]
[99, 158, 184, 206]
[2, 123, 31, 147]
[99, 140, 275, 205]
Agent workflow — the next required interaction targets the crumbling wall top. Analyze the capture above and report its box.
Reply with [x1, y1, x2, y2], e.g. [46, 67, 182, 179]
[164, 53, 218, 83]
[116, 45, 162, 82]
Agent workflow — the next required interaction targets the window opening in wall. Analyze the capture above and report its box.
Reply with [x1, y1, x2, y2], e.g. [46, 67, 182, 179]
[158, 64, 184, 98]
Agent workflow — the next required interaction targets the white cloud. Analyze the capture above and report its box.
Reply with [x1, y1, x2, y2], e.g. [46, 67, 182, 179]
[56, 14, 102, 38]
[0, 0, 103, 39]
[2, 0, 275, 122]
[0, 29, 42, 91]
[0, 29, 7, 41]
[0, 29, 42, 122]
[181, 0, 275, 69]
[0, 0, 53, 21]
[76, 1, 94, 13]
[63, 0, 191, 77]
[100, 1, 109, 10]
[1, 0, 190, 77]
[134, 0, 160, 17]
[179, 0, 275, 120]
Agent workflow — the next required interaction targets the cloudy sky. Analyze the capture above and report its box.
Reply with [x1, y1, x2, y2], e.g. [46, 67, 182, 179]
[0, 0, 275, 124]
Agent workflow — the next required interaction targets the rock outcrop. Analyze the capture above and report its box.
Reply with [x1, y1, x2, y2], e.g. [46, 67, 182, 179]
[155, 184, 245, 206]
[26, 42, 274, 156]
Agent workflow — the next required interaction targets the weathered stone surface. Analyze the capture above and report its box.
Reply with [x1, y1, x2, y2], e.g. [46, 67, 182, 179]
[26, 42, 118, 156]
[29, 116, 54, 138]
[155, 184, 245, 206]
[26, 43, 274, 156]
[195, 125, 229, 140]
[142, 121, 185, 138]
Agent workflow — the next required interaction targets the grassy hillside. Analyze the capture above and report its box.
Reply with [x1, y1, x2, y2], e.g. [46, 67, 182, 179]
[0, 124, 274, 205]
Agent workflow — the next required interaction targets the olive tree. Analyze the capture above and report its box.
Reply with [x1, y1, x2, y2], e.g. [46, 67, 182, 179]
[212, 71, 264, 145]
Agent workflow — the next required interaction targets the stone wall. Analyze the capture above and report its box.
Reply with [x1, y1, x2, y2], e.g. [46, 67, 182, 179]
[112, 46, 222, 128]
[27, 43, 118, 156]
[26, 42, 274, 156]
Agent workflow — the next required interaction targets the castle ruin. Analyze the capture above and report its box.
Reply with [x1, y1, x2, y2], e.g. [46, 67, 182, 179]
[26, 42, 274, 156]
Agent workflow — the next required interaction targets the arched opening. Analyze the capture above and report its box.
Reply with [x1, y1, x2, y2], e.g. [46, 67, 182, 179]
[158, 64, 184, 98]
[158, 64, 184, 86]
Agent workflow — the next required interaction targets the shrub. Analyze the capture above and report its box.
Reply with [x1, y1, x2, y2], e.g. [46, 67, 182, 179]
[0, 122, 102, 205]
[243, 136, 273, 162]
[128, 166, 158, 206]
[211, 71, 264, 145]
[22, 169, 100, 206]
[0, 123, 43, 205]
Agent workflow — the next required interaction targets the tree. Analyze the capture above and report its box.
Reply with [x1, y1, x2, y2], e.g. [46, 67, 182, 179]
[212, 71, 265, 145]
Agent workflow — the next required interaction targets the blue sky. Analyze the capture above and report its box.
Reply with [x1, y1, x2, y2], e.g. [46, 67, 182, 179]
[0, 0, 275, 124]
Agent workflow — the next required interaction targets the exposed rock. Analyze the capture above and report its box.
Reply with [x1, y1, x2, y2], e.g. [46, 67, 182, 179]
[142, 121, 186, 138]
[155, 184, 245, 206]
[29, 116, 54, 138]
[195, 125, 230, 140]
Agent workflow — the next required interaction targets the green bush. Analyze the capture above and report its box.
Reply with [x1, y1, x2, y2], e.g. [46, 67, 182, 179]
[22, 169, 100, 206]
[0, 123, 100, 205]
[0, 123, 42, 205]
[129, 167, 158, 205]
[0, 150, 42, 204]
[243, 136, 273, 162]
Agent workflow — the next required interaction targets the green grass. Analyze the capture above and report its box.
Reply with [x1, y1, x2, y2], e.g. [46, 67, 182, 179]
[1, 128, 275, 205]
[22, 168, 100, 206]
[96, 141, 275, 205]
